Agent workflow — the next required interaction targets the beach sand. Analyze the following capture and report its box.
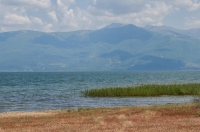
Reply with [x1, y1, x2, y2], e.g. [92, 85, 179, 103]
[0, 104, 200, 132]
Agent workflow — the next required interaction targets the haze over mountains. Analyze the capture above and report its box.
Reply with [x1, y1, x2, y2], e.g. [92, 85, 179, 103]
[1, 23, 200, 71]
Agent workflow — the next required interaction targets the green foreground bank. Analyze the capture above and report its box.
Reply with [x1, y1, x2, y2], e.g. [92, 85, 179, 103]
[83, 83, 200, 97]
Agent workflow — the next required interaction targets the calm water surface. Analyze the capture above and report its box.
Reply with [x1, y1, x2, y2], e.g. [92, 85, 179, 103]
[0, 71, 200, 112]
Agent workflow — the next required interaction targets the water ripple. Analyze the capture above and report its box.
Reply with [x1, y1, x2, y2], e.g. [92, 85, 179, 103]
[0, 71, 200, 112]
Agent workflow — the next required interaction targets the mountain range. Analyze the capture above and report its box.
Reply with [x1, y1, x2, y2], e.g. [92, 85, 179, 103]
[1, 23, 200, 71]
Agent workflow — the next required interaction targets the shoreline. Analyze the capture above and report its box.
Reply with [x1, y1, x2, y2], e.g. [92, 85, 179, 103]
[1, 103, 200, 132]
[0, 101, 195, 114]
[0, 103, 197, 116]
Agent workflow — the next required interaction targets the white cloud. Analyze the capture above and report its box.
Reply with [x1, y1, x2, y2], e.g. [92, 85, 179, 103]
[48, 11, 58, 22]
[57, 0, 75, 7]
[86, 1, 172, 28]
[61, 0, 75, 5]
[3, 13, 31, 25]
[88, 0, 146, 15]
[43, 23, 52, 32]
[32, 17, 43, 25]
[58, 8, 79, 31]
[1, 0, 52, 9]
[175, 0, 200, 11]
[0, 0, 200, 32]
[0, 27, 7, 32]
[51, 0, 80, 31]
[185, 17, 200, 29]
[57, 0, 64, 7]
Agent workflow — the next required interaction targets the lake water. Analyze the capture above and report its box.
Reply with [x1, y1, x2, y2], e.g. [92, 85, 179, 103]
[0, 71, 200, 112]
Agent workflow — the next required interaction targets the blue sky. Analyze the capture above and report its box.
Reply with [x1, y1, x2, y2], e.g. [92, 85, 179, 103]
[0, 0, 200, 32]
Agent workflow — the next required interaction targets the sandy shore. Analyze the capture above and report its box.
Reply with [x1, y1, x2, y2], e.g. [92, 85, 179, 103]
[0, 104, 200, 132]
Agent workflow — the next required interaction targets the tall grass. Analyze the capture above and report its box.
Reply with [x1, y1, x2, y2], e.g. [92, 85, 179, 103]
[83, 83, 200, 97]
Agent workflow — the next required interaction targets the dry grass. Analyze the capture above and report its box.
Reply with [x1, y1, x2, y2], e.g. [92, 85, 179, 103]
[0, 104, 200, 132]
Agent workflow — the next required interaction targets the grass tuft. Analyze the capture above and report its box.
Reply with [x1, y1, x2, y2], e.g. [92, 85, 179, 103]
[83, 83, 200, 97]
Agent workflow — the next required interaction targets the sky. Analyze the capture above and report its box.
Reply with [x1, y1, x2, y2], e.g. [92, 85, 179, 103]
[0, 0, 200, 32]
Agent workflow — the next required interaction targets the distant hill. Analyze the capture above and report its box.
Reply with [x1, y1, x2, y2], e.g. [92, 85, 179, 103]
[145, 25, 200, 40]
[0, 24, 200, 71]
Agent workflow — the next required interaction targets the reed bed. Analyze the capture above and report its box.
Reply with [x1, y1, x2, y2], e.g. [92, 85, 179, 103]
[83, 83, 200, 97]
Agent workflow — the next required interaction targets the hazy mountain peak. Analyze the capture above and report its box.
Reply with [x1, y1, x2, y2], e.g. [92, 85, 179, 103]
[102, 23, 127, 29]
[145, 25, 200, 40]
[144, 25, 180, 31]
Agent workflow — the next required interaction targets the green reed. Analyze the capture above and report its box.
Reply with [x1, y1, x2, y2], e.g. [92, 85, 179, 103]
[83, 83, 200, 97]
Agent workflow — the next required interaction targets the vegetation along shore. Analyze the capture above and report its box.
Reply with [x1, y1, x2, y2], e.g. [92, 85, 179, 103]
[83, 83, 200, 97]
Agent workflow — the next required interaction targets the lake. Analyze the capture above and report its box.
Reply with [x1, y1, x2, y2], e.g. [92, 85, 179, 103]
[0, 71, 200, 112]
